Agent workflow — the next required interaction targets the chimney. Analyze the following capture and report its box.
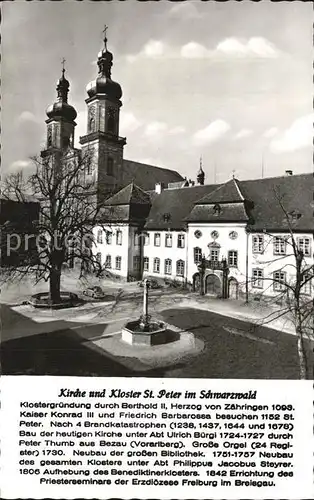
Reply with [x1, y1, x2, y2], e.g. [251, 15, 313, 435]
[285, 170, 293, 176]
[155, 182, 163, 194]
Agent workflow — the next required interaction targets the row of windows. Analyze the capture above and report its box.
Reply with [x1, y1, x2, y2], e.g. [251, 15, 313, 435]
[252, 235, 312, 256]
[252, 268, 312, 294]
[95, 253, 122, 270]
[148, 258, 185, 277]
[134, 233, 185, 248]
[193, 247, 238, 267]
[97, 230, 122, 245]
[98, 232, 312, 258]
[95, 254, 185, 276]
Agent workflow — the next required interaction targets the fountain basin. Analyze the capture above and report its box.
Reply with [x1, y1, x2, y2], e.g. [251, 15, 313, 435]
[121, 319, 168, 346]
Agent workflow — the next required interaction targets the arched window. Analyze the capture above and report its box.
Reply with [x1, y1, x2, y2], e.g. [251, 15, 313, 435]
[47, 125, 53, 147]
[176, 260, 185, 277]
[107, 114, 115, 134]
[107, 157, 114, 176]
[164, 258, 172, 275]
[88, 105, 96, 133]
[153, 257, 160, 273]
[194, 247, 202, 264]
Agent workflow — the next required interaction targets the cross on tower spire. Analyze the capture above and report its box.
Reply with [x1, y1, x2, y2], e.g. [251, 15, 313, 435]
[103, 24, 108, 50]
[61, 58, 66, 76]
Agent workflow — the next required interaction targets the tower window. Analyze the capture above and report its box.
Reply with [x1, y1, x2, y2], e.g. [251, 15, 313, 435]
[107, 157, 114, 176]
[107, 114, 115, 134]
[88, 105, 96, 133]
[47, 125, 53, 147]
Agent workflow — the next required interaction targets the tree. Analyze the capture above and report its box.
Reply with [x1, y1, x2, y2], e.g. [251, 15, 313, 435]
[1, 150, 111, 304]
[249, 188, 313, 379]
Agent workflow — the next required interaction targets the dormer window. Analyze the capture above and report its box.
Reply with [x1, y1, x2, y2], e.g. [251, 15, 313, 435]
[163, 213, 171, 223]
[213, 204, 221, 215]
[288, 211, 302, 221]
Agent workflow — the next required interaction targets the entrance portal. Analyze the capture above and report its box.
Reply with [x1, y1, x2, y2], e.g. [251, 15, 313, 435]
[192, 273, 201, 292]
[228, 278, 239, 299]
[205, 274, 221, 296]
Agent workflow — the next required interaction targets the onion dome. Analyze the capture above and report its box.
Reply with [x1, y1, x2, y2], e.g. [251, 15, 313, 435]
[46, 64, 77, 122]
[197, 157, 205, 185]
[86, 29, 122, 100]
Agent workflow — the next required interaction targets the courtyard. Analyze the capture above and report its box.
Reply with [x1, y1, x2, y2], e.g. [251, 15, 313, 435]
[1, 273, 312, 379]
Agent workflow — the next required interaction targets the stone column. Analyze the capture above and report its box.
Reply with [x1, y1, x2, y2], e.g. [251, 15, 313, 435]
[143, 278, 149, 319]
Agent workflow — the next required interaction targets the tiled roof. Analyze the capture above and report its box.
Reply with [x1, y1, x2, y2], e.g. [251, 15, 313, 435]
[186, 203, 249, 223]
[144, 184, 218, 230]
[104, 182, 151, 206]
[240, 173, 314, 232]
[196, 178, 244, 204]
[144, 173, 314, 232]
[121, 159, 183, 191]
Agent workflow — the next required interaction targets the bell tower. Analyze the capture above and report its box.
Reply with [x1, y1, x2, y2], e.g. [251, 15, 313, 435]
[43, 61, 77, 153]
[79, 27, 126, 201]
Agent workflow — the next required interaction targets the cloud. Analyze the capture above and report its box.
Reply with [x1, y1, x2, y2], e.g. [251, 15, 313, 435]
[270, 114, 313, 153]
[216, 37, 279, 58]
[169, 2, 202, 19]
[263, 127, 278, 138]
[144, 121, 168, 138]
[127, 40, 165, 62]
[9, 160, 32, 171]
[181, 37, 280, 60]
[181, 42, 209, 59]
[17, 111, 38, 124]
[233, 129, 253, 140]
[169, 126, 186, 135]
[127, 36, 280, 62]
[120, 112, 142, 133]
[193, 120, 231, 145]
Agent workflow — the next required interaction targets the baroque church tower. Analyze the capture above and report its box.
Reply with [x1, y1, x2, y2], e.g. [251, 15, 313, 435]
[42, 62, 77, 157]
[79, 28, 126, 200]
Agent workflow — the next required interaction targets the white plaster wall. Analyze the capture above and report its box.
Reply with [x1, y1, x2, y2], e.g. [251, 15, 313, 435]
[248, 232, 314, 297]
[142, 230, 187, 282]
[93, 224, 130, 278]
[187, 223, 248, 288]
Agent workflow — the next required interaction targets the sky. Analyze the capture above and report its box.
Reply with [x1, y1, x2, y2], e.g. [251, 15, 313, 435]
[2, 0, 313, 184]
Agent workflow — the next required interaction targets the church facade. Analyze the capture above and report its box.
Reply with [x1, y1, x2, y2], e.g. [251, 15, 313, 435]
[40, 34, 313, 301]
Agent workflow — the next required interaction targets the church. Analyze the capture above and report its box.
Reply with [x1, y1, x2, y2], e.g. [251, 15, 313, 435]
[39, 33, 313, 300]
